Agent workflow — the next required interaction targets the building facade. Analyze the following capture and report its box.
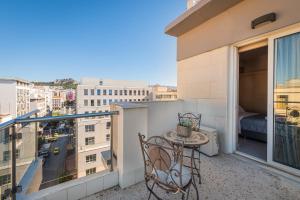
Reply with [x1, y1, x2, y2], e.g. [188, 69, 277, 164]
[0, 78, 30, 118]
[150, 85, 177, 101]
[29, 85, 47, 117]
[76, 78, 151, 178]
[51, 88, 66, 112]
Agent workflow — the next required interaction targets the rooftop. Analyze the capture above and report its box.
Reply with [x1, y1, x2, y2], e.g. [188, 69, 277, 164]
[83, 153, 300, 200]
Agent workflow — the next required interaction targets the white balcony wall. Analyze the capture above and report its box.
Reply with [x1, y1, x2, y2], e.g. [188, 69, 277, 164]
[22, 171, 118, 200]
[111, 103, 148, 188]
[146, 101, 183, 137]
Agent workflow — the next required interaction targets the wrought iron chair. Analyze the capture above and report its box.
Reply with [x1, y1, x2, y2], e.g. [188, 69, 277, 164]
[178, 113, 201, 131]
[178, 112, 203, 184]
[138, 133, 197, 200]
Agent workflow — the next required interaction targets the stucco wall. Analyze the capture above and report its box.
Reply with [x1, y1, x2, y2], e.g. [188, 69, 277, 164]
[177, 46, 230, 152]
[177, 0, 300, 60]
[178, 46, 229, 100]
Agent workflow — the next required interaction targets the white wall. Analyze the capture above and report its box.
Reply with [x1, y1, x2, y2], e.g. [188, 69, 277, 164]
[112, 103, 148, 188]
[177, 46, 231, 153]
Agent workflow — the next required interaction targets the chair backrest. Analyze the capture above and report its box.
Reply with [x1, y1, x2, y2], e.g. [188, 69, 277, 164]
[178, 112, 201, 131]
[138, 133, 187, 191]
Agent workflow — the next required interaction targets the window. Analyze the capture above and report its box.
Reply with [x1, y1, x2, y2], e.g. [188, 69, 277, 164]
[129, 90, 132, 95]
[85, 125, 95, 132]
[114, 90, 118, 95]
[119, 90, 123, 95]
[103, 99, 107, 105]
[146, 90, 149, 96]
[106, 134, 110, 142]
[129, 99, 132, 102]
[97, 99, 101, 106]
[124, 90, 127, 95]
[109, 99, 112, 104]
[0, 174, 11, 186]
[3, 151, 10, 161]
[120, 99, 123, 102]
[106, 122, 111, 129]
[86, 154, 96, 163]
[138, 90, 141, 95]
[85, 137, 95, 145]
[142, 90, 145, 95]
[86, 168, 96, 176]
[133, 90, 137, 95]
[276, 95, 288, 109]
[84, 89, 88, 95]
[91, 89, 94, 95]
[99, 81, 103, 85]
[109, 90, 112, 95]
[84, 100, 88, 106]
[97, 89, 101, 95]
[16, 149, 20, 159]
[138, 99, 141, 102]
[91, 100, 94, 106]
[103, 89, 107, 95]
[3, 129, 10, 144]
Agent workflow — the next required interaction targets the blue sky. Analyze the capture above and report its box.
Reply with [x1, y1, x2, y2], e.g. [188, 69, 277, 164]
[0, 0, 185, 86]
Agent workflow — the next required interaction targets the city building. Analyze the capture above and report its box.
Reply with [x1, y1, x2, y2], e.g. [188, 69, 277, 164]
[51, 88, 66, 112]
[29, 85, 47, 117]
[0, 113, 40, 198]
[43, 86, 53, 112]
[0, 78, 30, 118]
[150, 85, 177, 101]
[75, 78, 151, 178]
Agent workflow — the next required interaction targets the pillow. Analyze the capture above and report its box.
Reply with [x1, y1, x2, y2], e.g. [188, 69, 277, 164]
[239, 105, 245, 113]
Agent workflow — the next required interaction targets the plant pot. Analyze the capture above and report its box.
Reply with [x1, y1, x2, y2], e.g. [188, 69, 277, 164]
[177, 125, 192, 137]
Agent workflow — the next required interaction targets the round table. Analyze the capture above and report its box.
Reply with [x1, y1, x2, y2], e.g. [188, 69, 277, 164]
[164, 130, 209, 146]
[164, 130, 209, 189]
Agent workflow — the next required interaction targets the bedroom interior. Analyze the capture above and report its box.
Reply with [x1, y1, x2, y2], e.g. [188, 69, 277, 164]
[237, 44, 268, 161]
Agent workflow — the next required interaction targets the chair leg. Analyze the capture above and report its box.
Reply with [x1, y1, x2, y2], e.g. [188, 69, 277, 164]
[147, 182, 155, 200]
[181, 193, 185, 200]
[186, 187, 191, 200]
[192, 179, 199, 200]
[146, 181, 163, 200]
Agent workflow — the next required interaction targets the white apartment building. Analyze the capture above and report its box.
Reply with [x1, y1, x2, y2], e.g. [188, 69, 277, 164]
[76, 78, 151, 178]
[150, 85, 177, 101]
[29, 85, 47, 117]
[43, 86, 53, 112]
[0, 78, 30, 118]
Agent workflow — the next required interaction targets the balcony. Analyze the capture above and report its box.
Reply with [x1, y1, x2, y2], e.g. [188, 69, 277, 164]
[0, 102, 299, 200]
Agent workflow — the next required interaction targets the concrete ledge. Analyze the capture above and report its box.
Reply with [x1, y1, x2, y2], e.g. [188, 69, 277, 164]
[24, 170, 118, 200]
[114, 102, 148, 109]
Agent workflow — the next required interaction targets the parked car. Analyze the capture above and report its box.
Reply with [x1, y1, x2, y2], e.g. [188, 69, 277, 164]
[53, 147, 60, 155]
[38, 150, 49, 158]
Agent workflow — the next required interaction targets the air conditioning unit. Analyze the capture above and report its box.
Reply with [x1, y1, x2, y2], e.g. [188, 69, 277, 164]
[199, 126, 219, 156]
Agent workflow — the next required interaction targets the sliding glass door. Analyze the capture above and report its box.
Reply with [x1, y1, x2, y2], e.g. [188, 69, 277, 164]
[273, 31, 300, 170]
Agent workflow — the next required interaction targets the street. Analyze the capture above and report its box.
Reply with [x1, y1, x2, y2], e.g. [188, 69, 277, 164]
[39, 134, 69, 189]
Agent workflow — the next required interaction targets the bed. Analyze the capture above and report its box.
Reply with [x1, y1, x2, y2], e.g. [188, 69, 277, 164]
[239, 111, 267, 142]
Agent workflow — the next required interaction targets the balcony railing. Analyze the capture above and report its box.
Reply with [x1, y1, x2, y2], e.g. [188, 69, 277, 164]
[0, 110, 118, 200]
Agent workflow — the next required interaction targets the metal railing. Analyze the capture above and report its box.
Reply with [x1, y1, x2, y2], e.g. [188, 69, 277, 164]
[0, 110, 118, 200]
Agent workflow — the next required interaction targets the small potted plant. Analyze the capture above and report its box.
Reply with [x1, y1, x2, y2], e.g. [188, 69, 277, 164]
[177, 119, 193, 137]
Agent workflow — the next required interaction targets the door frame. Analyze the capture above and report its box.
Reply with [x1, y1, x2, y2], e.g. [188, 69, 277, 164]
[229, 24, 300, 176]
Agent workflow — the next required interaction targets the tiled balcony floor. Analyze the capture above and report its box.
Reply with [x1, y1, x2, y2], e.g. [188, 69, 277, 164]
[82, 154, 300, 200]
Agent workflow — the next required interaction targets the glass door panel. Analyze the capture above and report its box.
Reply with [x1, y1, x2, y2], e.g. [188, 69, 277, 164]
[273, 32, 300, 170]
